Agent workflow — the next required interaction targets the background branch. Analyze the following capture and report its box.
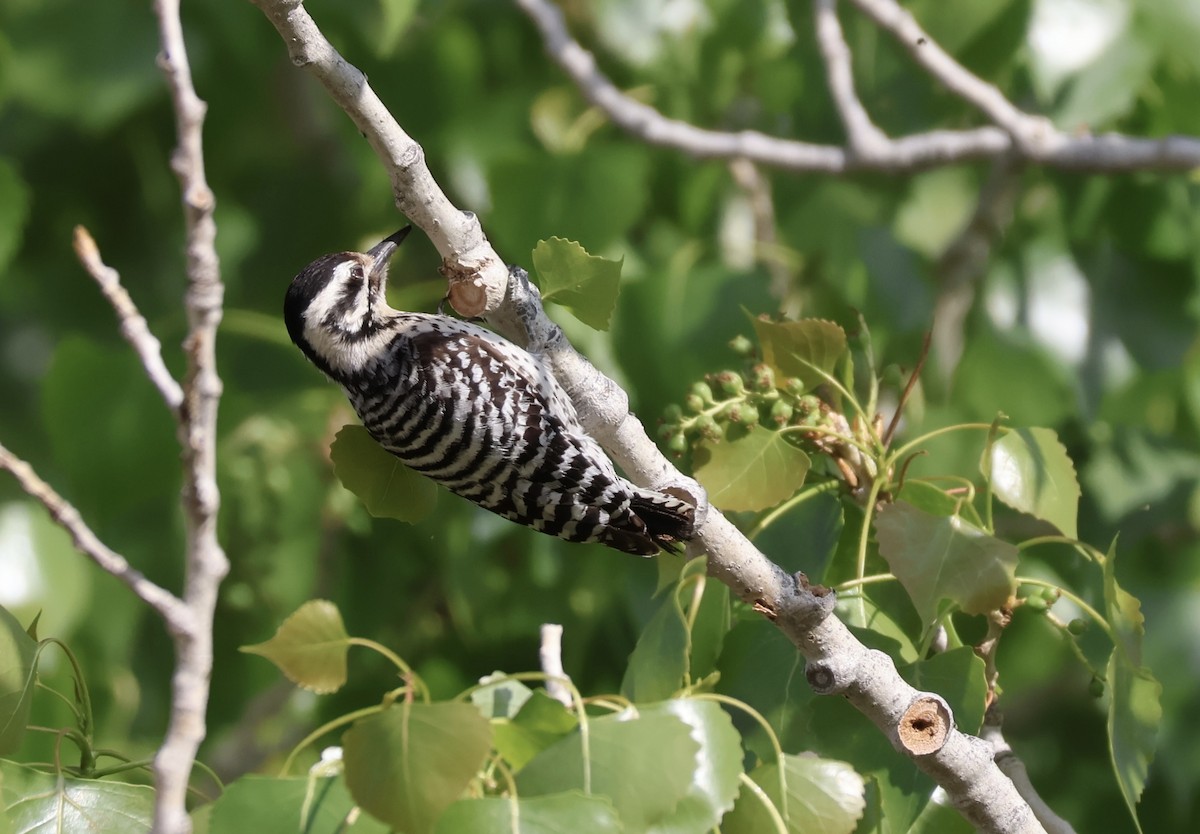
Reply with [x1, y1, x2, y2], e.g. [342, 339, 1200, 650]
[248, 1, 1047, 829]
[71, 226, 184, 414]
[517, 0, 1200, 173]
[150, 0, 229, 831]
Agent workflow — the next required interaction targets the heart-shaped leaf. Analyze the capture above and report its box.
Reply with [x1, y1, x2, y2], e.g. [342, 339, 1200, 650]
[240, 600, 350, 694]
[722, 753, 865, 834]
[751, 317, 847, 393]
[875, 501, 1018, 624]
[987, 427, 1080, 537]
[694, 430, 810, 512]
[0, 606, 37, 755]
[343, 701, 493, 834]
[532, 238, 622, 331]
[331, 425, 438, 522]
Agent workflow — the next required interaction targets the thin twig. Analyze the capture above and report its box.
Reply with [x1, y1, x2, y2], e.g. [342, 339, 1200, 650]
[150, 0, 229, 831]
[515, 0, 1200, 172]
[813, 0, 888, 157]
[0, 442, 188, 632]
[71, 226, 184, 414]
[981, 715, 1078, 834]
[539, 624, 573, 707]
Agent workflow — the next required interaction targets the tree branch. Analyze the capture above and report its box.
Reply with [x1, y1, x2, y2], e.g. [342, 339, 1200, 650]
[813, 0, 888, 158]
[248, 2, 1046, 830]
[0, 442, 188, 633]
[150, 0, 229, 831]
[516, 0, 1200, 173]
[71, 226, 185, 414]
[538, 624, 573, 708]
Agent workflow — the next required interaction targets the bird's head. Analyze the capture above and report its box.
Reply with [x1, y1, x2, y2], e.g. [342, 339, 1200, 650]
[284, 226, 411, 378]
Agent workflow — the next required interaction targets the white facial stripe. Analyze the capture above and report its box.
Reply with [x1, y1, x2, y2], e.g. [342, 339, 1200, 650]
[301, 258, 397, 375]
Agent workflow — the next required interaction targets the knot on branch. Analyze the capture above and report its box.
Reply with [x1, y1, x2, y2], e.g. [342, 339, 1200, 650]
[804, 656, 855, 695]
[773, 571, 837, 631]
[897, 694, 953, 756]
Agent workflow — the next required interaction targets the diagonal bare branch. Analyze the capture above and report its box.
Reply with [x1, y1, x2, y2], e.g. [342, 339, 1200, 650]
[0, 442, 188, 632]
[71, 226, 184, 415]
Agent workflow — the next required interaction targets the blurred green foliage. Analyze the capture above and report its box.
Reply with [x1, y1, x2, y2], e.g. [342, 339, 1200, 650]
[0, 0, 1198, 831]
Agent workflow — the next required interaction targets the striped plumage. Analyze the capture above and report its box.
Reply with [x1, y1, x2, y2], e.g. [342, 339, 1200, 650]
[283, 227, 694, 555]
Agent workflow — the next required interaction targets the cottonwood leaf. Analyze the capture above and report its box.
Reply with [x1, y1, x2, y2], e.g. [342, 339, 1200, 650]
[693, 430, 810, 512]
[435, 792, 622, 834]
[650, 699, 744, 834]
[343, 701, 493, 834]
[206, 775, 387, 833]
[330, 424, 437, 522]
[532, 237, 622, 331]
[875, 501, 1018, 624]
[492, 691, 579, 773]
[621, 586, 690, 703]
[751, 317, 847, 393]
[240, 600, 350, 694]
[517, 704, 700, 833]
[0, 762, 154, 833]
[1103, 540, 1161, 833]
[988, 427, 1080, 537]
[722, 753, 865, 834]
[0, 606, 37, 756]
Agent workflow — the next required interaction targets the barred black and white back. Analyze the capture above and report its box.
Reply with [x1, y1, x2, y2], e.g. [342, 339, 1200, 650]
[284, 227, 694, 555]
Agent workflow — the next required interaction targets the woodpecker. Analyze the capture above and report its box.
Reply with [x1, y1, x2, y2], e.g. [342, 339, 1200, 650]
[284, 227, 695, 555]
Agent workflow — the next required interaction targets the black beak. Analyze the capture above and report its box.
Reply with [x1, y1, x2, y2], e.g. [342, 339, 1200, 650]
[366, 226, 412, 284]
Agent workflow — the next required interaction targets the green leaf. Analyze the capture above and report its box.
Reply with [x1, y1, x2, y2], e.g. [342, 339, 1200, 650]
[207, 775, 388, 834]
[651, 699, 744, 834]
[0, 606, 37, 756]
[531, 238, 622, 331]
[988, 427, 1080, 538]
[343, 701, 493, 834]
[688, 575, 730, 680]
[722, 753, 866, 834]
[693, 431, 810, 512]
[240, 600, 351, 694]
[516, 704, 701, 834]
[0, 762, 154, 833]
[493, 691, 579, 773]
[751, 317, 848, 393]
[330, 425, 438, 522]
[875, 501, 1018, 624]
[472, 673, 534, 719]
[1103, 541, 1161, 832]
[0, 159, 30, 275]
[435, 792, 622, 834]
[621, 586, 690, 703]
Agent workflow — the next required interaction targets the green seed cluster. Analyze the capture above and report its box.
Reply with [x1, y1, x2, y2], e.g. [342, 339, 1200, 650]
[657, 335, 832, 457]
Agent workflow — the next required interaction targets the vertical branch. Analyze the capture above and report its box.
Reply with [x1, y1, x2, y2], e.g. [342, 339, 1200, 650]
[151, 0, 229, 831]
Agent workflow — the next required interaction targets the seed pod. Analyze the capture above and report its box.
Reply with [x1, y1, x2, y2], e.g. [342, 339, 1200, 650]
[1024, 595, 1048, 612]
[684, 394, 705, 414]
[690, 381, 715, 405]
[667, 433, 688, 456]
[1067, 618, 1088, 636]
[662, 403, 683, 423]
[714, 371, 745, 397]
[771, 399, 794, 426]
[1088, 678, 1105, 698]
[728, 334, 754, 357]
[750, 363, 775, 391]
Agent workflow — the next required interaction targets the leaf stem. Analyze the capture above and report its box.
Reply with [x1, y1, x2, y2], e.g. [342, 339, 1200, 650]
[347, 637, 431, 702]
[1016, 576, 1112, 639]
